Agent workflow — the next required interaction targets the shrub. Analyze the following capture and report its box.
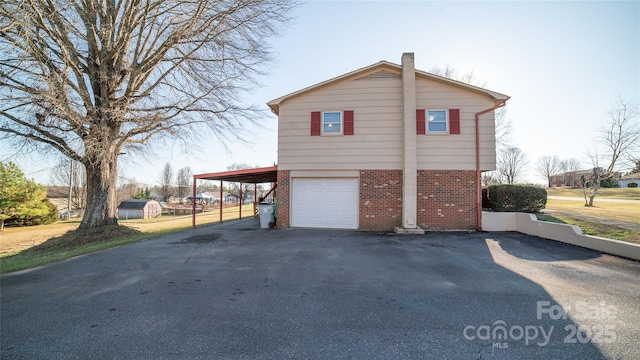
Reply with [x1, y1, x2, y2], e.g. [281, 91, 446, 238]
[1, 162, 59, 228]
[486, 184, 547, 213]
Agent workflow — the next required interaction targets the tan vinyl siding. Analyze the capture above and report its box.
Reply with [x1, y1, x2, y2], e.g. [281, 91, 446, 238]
[415, 78, 497, 171]
[277, 71, 499, 171]
[278, 75, 404, 170]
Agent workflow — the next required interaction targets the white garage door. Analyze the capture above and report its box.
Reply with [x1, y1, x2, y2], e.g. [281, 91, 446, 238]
[291, 178, 359, 229]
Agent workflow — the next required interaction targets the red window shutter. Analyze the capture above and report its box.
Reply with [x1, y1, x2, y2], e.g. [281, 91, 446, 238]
[416, 109, 426, 135]
[310, 111, 321, 136]
[449, 109, 460, 134]
[343, 110, 354, 135]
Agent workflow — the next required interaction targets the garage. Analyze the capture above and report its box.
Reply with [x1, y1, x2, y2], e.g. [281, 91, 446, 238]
[291, 178, 359, 229]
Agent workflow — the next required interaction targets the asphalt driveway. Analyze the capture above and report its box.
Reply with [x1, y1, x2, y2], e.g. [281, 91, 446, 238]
[2, 218, 639, 359]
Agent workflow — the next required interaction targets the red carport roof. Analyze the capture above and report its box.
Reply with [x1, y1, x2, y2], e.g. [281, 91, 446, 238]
[194, 165, 278, 184]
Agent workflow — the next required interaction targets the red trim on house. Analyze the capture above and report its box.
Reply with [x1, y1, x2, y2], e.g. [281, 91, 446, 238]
[344, 110, 354, 135]
[311, 111, 321, 136]
[449, 109, 460, 134]
[416, 109, 426, 135]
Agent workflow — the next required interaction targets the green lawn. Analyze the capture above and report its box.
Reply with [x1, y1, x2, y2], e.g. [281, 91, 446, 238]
[536, 213, 640, 245]
[538, 189, 640, 244]
[543, 199, 640, 225]
[0, 206, 256, 274]
[546, 187, 640, 200]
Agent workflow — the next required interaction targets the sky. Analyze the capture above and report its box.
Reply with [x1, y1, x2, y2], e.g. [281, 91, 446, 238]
[2, 1, 639, 186]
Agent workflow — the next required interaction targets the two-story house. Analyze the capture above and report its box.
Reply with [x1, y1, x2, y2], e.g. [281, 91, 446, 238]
[268, 52, 509, 232]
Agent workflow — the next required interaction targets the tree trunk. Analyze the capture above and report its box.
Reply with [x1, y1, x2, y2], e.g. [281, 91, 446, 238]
[588, 195, 595, 207]
[80, 157, 119, 229]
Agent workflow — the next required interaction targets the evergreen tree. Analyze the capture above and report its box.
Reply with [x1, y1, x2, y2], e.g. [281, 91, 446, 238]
[0, 162, 58, 229]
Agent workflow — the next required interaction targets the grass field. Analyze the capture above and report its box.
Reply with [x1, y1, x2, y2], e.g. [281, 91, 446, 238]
[539, 187, 640, 244]
[0, 206, 255, 274]
[543, 199, 640, 225]
[536, 213, 640, 245]
[546, 187, 640, 200]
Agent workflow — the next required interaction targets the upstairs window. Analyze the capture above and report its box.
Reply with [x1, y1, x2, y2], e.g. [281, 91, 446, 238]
[311, 110, 354, 136]
[322, 111, 342, 135]
[417, 108, 460, 135]
[427, 110, 447, 133]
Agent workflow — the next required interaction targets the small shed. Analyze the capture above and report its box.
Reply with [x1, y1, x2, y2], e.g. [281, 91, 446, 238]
[118, 199, 162, 219]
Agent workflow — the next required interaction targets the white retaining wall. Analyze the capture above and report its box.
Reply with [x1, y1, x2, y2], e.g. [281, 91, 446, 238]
[482, 212, 640, 261]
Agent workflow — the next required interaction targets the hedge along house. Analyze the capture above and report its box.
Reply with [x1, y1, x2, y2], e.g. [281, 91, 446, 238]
[117, 199, 162, 220]
[268, 53, 509, 232]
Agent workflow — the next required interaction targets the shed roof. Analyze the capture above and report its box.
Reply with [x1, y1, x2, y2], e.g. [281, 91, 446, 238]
[621, 173, 640, 180]
[267, 60, 510, 115]
[118, 199, 157, 209]
[194, 165, 278, 184]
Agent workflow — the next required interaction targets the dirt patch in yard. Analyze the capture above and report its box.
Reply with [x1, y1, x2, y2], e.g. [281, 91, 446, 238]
[0, 223, 78, 256]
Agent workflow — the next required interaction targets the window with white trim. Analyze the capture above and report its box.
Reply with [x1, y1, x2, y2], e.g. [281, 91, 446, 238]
[322, 111, 342, 135]
[427, 110, 447, 133]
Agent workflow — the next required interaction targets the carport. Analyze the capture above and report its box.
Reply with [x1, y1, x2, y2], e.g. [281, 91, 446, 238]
[191, 165, 278, 228]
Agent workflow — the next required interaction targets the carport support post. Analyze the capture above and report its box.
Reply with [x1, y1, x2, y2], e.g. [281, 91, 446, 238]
[220, 180, 223, 223]
[239, 183, 243, 219]
[192, 177, 197, 228]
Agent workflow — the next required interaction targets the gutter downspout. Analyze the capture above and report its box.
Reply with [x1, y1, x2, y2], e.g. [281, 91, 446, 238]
[475, 97, 510, 230]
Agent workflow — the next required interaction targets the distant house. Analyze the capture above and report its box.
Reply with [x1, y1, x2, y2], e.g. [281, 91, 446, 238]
[224, 193, 240, 203]
[549, 169, 623, 188]
[549, 171, 586, 187]
[619, 173, 640, 188]
[186, 192, 217, 204]
[117, 199, 161, 219]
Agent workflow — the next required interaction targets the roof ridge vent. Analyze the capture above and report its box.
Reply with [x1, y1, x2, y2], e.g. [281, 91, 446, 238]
[356, 70, 401, 80]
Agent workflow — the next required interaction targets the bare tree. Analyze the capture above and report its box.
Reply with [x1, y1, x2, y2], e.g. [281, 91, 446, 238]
[50, 157, 87, 213]
[225, 163, 257, 201]
[481, 171, 500, 187]
[496, 147, 527, 184]
[116, 177, 139, 204]
[630, 159, 640, 175]
[602, 97, 640, 170]
[535, 155, 561, 187]
[580, 97, 640, 206]
[176, 166, 192, 202]
[494, 108, 512, 148]
[0, 0, 295, 228]
[158, 163, 174, 202]
[558, 158, 582, 186]
[430, 65, 487, 88]
[431, 65, 511, 148]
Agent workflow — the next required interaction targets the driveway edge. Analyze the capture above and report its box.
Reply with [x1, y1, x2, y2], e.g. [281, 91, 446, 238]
[483, 211, 640, 261]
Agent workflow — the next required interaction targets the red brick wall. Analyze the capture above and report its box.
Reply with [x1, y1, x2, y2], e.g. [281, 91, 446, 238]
[417, 170, 477, 230]
[276, 170, 290, 229]
[359, 170, 403, 231]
